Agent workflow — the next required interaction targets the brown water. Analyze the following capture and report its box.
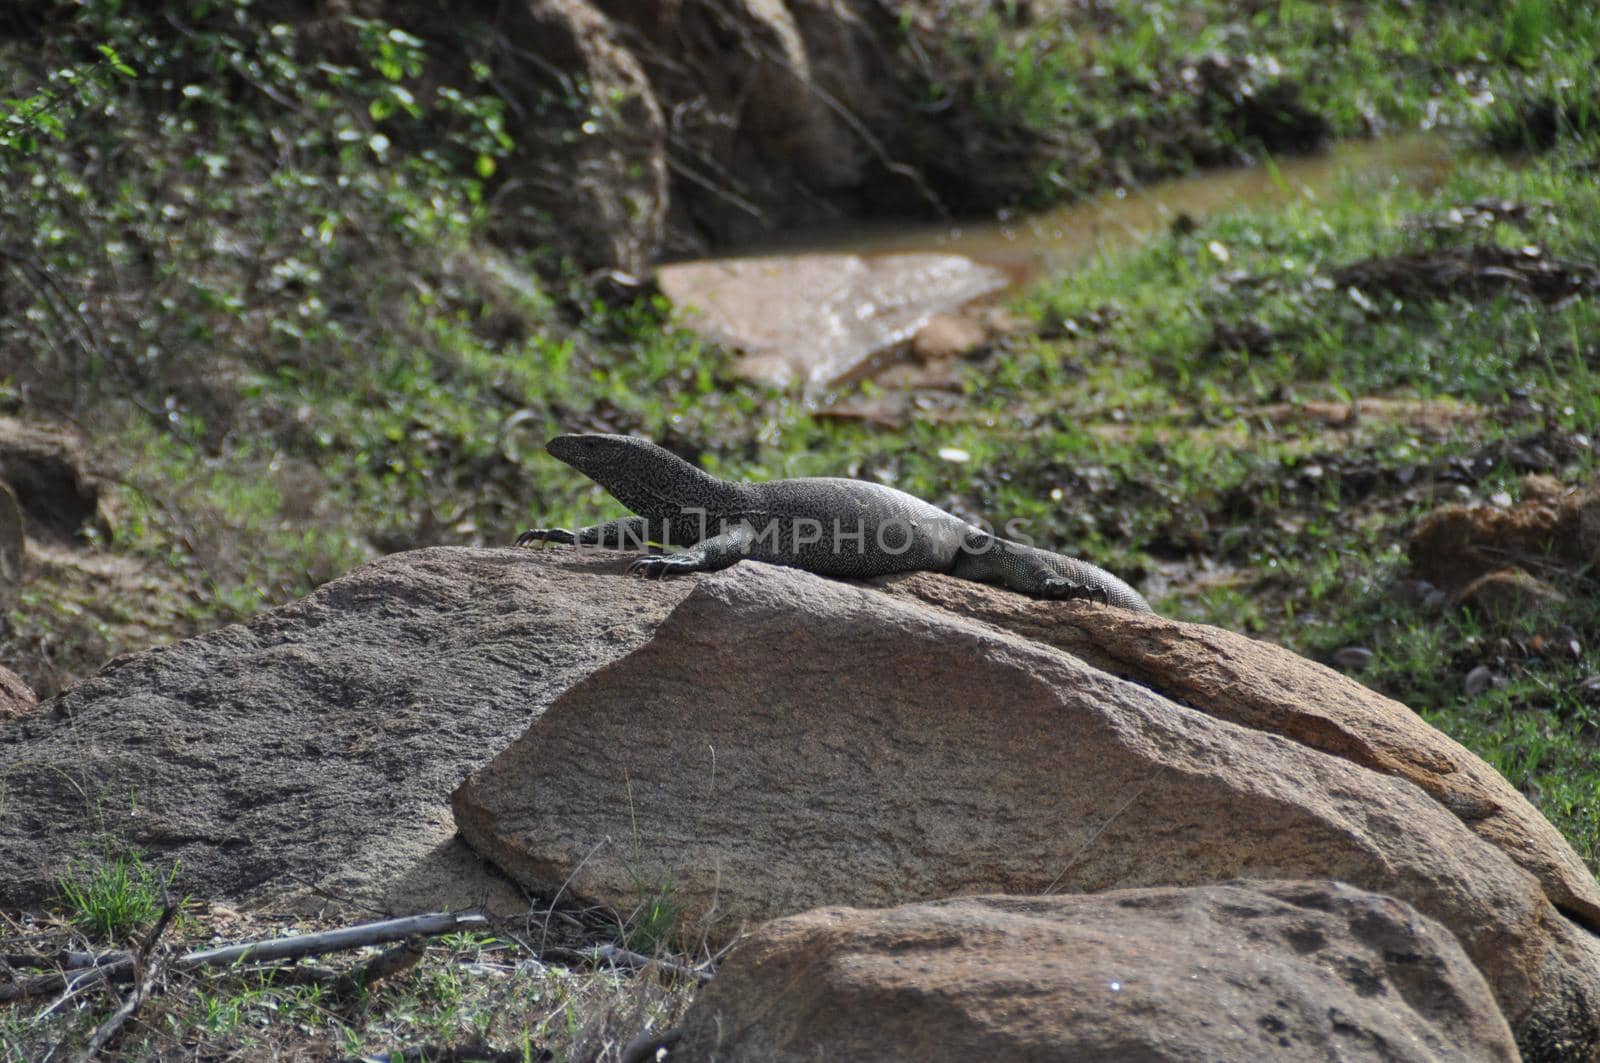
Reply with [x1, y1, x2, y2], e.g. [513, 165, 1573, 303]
[731, 133, 1457, 287]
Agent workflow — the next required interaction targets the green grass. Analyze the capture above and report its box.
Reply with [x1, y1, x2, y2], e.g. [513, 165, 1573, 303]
[57, 847, 180, 941]
[0, 914, 690, 1061]
[622, 880, 684, 957]
[934, 0, 1600, 201]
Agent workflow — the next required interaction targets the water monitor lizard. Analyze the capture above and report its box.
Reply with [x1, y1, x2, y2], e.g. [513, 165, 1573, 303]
[515, 433, 1152, 612]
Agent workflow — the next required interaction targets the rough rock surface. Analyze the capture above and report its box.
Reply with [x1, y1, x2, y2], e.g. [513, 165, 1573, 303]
[677, 882, 1519, 1063]
[875, 570, 1600, 931]
[657, 252, 1007, 386]
[487, 0, 668, 274]
[0, 547, 693, 914]
[452, 558, 1600, 1056]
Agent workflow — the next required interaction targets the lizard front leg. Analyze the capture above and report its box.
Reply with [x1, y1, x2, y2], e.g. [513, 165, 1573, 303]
[628, 525, 753, 578]
[515, 516, 653, 550]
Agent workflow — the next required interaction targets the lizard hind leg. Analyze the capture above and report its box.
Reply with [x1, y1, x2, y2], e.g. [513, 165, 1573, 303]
[949, 531, 1124, 605]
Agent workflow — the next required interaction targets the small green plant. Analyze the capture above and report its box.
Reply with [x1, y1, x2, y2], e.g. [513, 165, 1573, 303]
[58, 847, 179, 940]
[622, 878, 682, 956]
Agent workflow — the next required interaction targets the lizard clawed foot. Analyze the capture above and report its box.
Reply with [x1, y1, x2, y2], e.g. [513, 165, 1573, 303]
[1037, 576, 1110, 604]
[626, 554, 685, 579]
[514, 528, 577, 548]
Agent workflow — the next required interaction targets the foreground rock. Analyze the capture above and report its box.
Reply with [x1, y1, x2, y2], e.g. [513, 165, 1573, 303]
[678, 882, 1518, 1062]
[876, 570, 1600, 930]
[7, 543, 1598, 1052]
[452, 559, 1600, 1056]
[0, 548, 694, 914]
[657, 252, 1008, 387]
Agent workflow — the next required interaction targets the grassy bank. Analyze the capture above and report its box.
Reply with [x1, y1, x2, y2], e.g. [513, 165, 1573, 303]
[934, 0, 1600, 201]
[4, 0, 1600, 1058]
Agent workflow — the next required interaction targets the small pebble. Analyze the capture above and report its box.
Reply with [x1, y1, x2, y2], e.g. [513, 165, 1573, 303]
[1332, 647, 1374, 671]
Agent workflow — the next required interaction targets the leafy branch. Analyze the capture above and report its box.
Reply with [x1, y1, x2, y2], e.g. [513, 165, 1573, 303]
[0, 44, 136, 154]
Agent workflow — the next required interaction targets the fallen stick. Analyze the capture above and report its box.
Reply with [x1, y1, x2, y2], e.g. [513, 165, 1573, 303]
[229, 938, 426, 995]
[177, 911, 486, 969]
[344, 1040, 538, 1063]
[1, 951, 105, 970]
[2, 911, 488, 1003]
[0, 958, 133, 1005]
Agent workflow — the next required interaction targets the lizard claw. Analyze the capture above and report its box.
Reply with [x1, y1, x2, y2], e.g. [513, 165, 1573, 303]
[1038, 576, 1109, 604]
[627, 554, 675, 579]
[515, 528, 576, 548]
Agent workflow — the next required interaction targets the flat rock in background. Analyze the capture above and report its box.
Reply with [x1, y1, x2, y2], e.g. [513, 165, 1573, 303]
[0, 547, 692, 915]
[677, 882, 1518, 1063]
[657, 252, 1008, 386]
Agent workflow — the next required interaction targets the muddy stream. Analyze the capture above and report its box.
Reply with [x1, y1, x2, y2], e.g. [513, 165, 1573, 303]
[656, 135, 1455, 389]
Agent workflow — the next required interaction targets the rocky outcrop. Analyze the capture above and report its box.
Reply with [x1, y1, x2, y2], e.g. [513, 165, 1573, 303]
[0, 416, 101, 542]
[0, 547, 694, 914]
[447, 0, 918, 269]
[486, 0, 669, 274]
[0, 665, 35, 723]
[677, 882, 1519, 1062]
[420, 0, 1021, 267]
[7, 545, 1599, 1053]
[451, 556, 1600, 1056]
[1408, 475, 1600, 606]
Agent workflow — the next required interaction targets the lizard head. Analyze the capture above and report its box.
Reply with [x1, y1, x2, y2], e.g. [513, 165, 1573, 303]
[545, 433, 644, 476]
[545, 433, 726, 517]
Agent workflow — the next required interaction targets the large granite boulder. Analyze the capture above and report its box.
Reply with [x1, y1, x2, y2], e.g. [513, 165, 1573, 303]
[676, 881, 1519, 1062]
[451, 556, 1600, 1057]
[0, 547, 693, 914]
